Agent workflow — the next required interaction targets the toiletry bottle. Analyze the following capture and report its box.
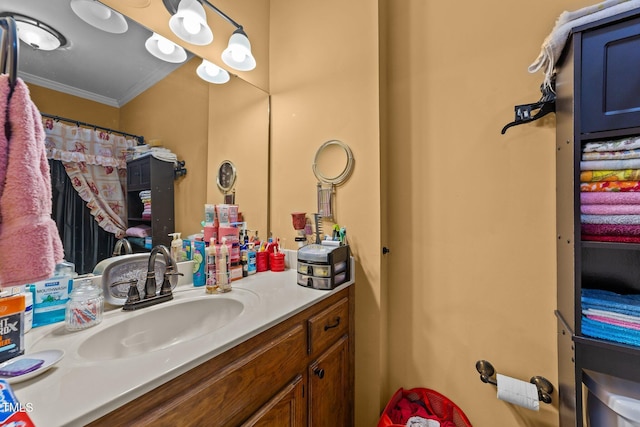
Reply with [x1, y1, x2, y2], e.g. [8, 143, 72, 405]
[205, 238, 217, 294]
[217, 238, 231, 292]
[169, 232, 183, 261]
[247, 243, 257, 275]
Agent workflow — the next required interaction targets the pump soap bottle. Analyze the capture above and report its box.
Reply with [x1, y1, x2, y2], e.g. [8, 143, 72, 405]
[169, 233, 183, 261]
[206, 238, 217, 294]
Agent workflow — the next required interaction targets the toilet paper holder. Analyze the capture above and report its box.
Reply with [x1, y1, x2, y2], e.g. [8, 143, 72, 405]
[475, 359, 554, 404]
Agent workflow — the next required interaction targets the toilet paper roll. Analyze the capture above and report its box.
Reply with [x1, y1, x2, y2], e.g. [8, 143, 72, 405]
[496, 373, 540, 411]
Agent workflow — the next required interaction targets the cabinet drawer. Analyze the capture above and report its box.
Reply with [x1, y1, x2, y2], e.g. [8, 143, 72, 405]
[307, 297, 348, 355]
[581, 15, 640, 133]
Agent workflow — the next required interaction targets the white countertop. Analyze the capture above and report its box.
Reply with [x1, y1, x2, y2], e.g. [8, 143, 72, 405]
[13, 256, 354, 427]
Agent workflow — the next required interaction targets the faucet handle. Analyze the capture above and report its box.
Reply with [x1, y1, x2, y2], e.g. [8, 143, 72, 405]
[110, 278, 140, 303]
[160, 271, 184, 295]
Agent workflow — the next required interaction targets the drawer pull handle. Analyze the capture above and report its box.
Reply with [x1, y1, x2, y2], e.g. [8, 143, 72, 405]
[324, 316, 341, 331]
[313, 367, 325, 379]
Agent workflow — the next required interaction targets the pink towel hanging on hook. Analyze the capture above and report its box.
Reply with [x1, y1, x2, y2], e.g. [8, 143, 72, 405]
[0, 76, 64, 287]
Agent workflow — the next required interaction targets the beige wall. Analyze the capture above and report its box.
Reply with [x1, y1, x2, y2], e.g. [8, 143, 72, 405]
[29, 84, 120, 129]
[120, 57, 209, 236]
[270, 0, 595, 426]
[269, 0, 383, 425]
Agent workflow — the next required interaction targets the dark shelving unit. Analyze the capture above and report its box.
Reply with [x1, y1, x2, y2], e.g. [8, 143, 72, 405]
[556, 8, 640, 426]
[126, 156, 175, 251]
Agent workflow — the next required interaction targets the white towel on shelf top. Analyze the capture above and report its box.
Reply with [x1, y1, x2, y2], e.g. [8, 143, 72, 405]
[529, 0, 640, 90]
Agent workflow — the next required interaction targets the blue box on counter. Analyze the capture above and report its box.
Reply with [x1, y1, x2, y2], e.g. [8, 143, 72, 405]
[193, 240, 206, 287]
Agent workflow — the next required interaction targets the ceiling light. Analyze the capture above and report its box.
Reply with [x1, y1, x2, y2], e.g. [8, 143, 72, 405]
[145, 32, 187, 63]
[0, 13, 67, 51]
[70, 0, 128, 34]
[169, 0, 213, 45]
[196, 59, 230, 84]
[221, 28, 256, 71]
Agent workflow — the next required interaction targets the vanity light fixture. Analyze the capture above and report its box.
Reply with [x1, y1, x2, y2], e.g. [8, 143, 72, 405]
[70, 0, 128, 34]
[196, 59, 230, 84]
[163, 0, 256, 71]
[145, 32, 187, 63]
[169, 0, 213, 46]
[0, 13, 67, 51]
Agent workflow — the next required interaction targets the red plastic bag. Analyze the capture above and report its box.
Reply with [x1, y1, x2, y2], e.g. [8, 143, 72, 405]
[378, 387, 472, 427]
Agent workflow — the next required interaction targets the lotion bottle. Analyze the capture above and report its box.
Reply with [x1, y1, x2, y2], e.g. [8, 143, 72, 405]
[169, 233, 183, 261]
[217, 238, 231, 292]
[205, 238, 217, 294]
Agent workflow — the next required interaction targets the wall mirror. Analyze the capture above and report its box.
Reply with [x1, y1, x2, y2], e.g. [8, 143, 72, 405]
[2, 0, 270, 274]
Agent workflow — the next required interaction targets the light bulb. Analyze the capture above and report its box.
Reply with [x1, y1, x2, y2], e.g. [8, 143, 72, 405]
[182, 16, 200, 35]
[157, 38, 176, 55]
[231, 48, 246, 63]
[90, 4, 112, 20]
[205, 64, 220, 77]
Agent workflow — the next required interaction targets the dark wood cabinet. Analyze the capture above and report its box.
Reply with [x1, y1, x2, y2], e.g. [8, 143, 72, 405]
[87, 285, 355, 427]
[126, 156, 175, 250]
[556, 8, 640, 426]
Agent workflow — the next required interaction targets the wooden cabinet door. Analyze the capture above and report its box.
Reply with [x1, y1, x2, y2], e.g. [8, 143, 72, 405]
[242, 375, 305, 427]
[308, 335, 349, 427]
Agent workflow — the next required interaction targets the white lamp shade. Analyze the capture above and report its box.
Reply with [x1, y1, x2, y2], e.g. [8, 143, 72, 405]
[221, 29, 256, 71]
[15, 21, 61, 51]
[145, 33, 187, 63]
[196, 59, 230, 84]
[70, 0, 128, 34]
[169, 0, 213, 45]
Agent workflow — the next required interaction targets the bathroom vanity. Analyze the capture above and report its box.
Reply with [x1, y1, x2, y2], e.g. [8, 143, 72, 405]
[14, 262, 354, 426]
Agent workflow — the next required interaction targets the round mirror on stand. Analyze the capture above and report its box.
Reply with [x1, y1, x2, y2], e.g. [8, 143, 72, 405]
[217, 160, 236, 204]
[312, 140, 354, 221]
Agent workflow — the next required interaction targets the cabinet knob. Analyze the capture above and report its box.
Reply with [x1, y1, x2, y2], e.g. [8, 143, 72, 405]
[313, 367, 325, 379]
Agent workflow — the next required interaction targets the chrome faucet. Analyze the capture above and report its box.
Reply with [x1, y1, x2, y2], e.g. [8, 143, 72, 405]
[112, 238, 133, 257]
[119, 245, 182, 311]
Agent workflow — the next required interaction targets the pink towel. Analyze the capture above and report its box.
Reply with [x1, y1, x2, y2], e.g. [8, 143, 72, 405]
[0, 78, 64, 287]
[582, 234, 640, 243]
[582, 223, 640, 236]
[581, 204, 640, 215]
[0, 76, 9, 206]
[581, 191, 640, 205]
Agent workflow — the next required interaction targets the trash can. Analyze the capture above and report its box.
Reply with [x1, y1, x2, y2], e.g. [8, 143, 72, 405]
[583, 370, 640, 427]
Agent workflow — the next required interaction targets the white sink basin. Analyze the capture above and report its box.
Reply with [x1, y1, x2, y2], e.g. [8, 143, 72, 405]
[77, 296, 246, 360]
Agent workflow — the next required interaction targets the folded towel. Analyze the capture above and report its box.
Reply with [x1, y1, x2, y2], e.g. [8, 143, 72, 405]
[580, 159, 640, 171]
[582, 223, 640, 236]
[581, 181, 640, 192]
[583, 148, 640, 161]
[528, 0, 640, 90]
[586, 314, 640, 331]
[581, 169, 640, 182]
[0, 78, 64, 287]
[581, 214, 640, 225]
[585, 308, 640, 327]
[584, 137, 640, 153]
[582, 316, 640, 347]
[581, 192, 640, 205]
[582, 289, 640, 316]
[582, 234, 640, 243]
[126, 225, 152, 238]
[582, 204, 640, 215]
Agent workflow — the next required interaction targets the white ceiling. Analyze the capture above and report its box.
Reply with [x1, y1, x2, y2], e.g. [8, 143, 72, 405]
[1, 0, 190, 107]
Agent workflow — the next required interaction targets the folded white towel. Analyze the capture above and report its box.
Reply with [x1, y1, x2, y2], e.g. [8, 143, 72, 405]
[529, 0, 640, 90]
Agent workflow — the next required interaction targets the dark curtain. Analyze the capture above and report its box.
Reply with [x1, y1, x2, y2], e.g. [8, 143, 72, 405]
[49, 160, 115, 275]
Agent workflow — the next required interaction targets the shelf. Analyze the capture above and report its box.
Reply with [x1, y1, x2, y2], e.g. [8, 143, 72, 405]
[127, 218, 152, 222]
[575, 336, 640, 383]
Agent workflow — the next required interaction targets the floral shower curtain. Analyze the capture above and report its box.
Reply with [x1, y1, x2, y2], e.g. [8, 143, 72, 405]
[43, 118, 135, 238]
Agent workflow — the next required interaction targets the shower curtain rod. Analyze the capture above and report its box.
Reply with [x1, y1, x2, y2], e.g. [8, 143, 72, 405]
[41, 113, 145, 145]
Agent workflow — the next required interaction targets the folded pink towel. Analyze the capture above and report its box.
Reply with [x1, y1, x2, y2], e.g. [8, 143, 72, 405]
[126, 225, 152, 238]
[582, 223, 640, 236]
[581, 192, 640, 205]
[0, 78, 64, 287]
[582, 204, 640, 215]
[582, 234, 640, 243]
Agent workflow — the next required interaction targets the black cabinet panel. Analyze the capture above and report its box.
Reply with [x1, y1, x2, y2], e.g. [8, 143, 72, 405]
[581, 16, 640, 133]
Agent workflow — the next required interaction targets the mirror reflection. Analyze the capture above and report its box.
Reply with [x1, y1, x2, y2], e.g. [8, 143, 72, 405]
[2, 0, 269, 275]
